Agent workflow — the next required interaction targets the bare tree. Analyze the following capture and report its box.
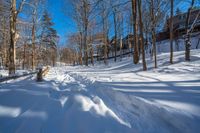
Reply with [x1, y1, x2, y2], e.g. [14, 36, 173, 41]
[150, 0, 157, 68]
[112, 7, 118, 62]
[31, 6, 36, 70]
[99, 0, 109, 65]
[169, 0, 173, 64]
[0, 16, 9, 68]
[82, 0, 90, 66]
[185, 0, 195, 61]
[29, 0, 44, 70]
[67, 0, 92, 66]
[9, 0, 26, 75]
[131, 0, 139, 64]
[138, 0, 147, 70]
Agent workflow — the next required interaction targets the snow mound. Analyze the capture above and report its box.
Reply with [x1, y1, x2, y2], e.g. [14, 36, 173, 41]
[0, 49, 200, 133]
[73, 95, 131, 128]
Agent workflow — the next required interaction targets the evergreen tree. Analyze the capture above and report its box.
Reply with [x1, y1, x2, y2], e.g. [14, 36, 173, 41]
[40, 11, 59, 66]
[176, 8, 182, 15]
[40, 11, 58, 48]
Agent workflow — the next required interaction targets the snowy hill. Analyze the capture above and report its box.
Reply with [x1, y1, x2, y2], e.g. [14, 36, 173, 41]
[156, 33, 200, 54]
[0, 49, 200, 133]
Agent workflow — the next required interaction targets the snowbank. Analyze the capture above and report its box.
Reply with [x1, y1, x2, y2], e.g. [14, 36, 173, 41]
[0, 49, 200, 133]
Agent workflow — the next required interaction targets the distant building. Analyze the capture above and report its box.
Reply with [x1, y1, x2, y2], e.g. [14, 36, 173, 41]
[110, 34, 133, 51]
[122, 34, 134, 50]
[90, 33, 105, 57]
[156, 9, 200, 42]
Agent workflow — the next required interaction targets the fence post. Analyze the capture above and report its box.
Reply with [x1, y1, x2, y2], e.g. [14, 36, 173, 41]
[37, 68, 43, 81]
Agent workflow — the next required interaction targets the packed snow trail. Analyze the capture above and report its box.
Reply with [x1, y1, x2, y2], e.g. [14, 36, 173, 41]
[0, 49, 200, 133]
[0, 71, 132, 133]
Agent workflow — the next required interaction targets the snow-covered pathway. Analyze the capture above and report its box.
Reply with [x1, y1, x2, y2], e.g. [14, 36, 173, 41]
[0, 50, 200, 133]
[0, 70, 133, 133]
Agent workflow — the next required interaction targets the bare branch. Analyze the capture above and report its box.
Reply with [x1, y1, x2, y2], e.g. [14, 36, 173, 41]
[17, 0, 26, 15]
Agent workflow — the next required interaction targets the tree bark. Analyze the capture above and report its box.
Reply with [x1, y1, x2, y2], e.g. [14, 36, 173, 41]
[113, 9, 117, 62]
[185, 0, 194, 61]
[150, 0, 157, 68]
[90, 46, 94, 65]
[170, 0, 174, 64]
[9, 0, 25, 74]
[9, 0, 17, 75]
[2, 16, 7, 68]
[83, 0, 88, 66]
[131, 0, 139, 64]
[103, 11, 108, 65]
[138, 0, 147, 71]
[32, 19, 36, 70]
[79, 32, 83, 65]
[23, 43, 26, 69]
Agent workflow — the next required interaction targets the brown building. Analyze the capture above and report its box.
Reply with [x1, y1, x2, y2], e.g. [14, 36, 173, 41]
[157, 9, 200, 42]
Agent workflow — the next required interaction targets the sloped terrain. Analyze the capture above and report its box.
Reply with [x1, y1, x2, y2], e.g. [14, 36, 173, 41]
[0, 49, 200, 133]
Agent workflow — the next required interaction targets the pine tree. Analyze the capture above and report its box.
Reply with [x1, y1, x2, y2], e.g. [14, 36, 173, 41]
[40, 11, 58, 66]
[176, 8, 182, 15]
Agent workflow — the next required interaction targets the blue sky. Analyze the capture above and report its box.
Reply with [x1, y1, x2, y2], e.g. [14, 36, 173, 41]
[47, 0, 76, 46]
[46, 0, 199, 46]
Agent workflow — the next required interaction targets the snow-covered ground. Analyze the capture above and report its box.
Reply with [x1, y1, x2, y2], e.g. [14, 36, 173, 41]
[0, 69, 33, 78]
[156, 33, 200, 53]
[0, 49, 200, 133]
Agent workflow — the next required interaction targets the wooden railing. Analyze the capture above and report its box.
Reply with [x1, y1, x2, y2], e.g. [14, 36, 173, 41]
[0, 71, 37, 83]
[0, 66, 50, 83]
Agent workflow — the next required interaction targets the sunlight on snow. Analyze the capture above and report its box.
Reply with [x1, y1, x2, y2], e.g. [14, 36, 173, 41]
[154, 100, 200, 117]
[112, 88, 174, 93]
[74, 95, 131, 128]
[0, 105, 21, 117]
[176, 82, 200, 87]
[22, 110, 48, 120]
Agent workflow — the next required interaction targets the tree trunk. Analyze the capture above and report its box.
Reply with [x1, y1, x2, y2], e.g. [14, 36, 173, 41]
[79, 32, 83, 65]
[150, 0, 157, 68]
[23, 43, 26, 69]
[103, 18, 108, 65]
[84, 28, 88, 66]
[128, 36, 131, 57]
[83, 1, 88, 66]
[104, 39, 108, 65]
[9, 0, 17, 75]
[170, 0, 174, 64]
[185, 0, 194, 61]
[97, 46, 99, 61]
[90, 47, 94, 66]
[32, 20, 36, 70]
[138, 0, 147, 71]
[196, 38, 200, 49]
[2, 16, 7, 69]
[145, 30, 148, 52]
[131, 0, 139, 64]
[120, 36, 123, 61]
[113, 9, 117, 62]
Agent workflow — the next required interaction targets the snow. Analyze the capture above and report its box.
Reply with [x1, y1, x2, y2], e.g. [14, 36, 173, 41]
[0, 49, 200, 133]
[0, 105, 21, 117]
[0, 69, 33, 78]
[0, 69, 8, 77]
[156, 33, 200, 54]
